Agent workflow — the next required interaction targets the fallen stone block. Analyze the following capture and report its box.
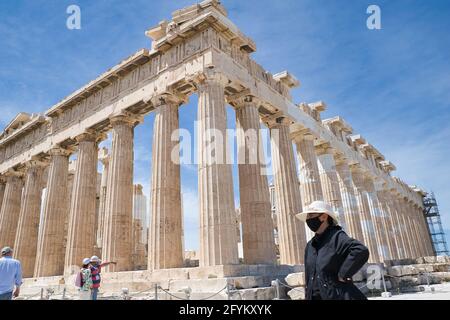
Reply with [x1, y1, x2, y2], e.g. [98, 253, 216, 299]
[417, 274, 442, 285]
[414, 264, 434, 273]
[436, 256, 449, 264]
[389, 276, 418, 288]
[432, 272, 450, 282]
[387, 266, 403, 277]
[432, 263, 450, 273]
[287, 287, 305, 300]
[285, 272, 305, 287]
[402, 265, 419, 276]
[424, 256, 437, 264]
[415, 257, 425, 264]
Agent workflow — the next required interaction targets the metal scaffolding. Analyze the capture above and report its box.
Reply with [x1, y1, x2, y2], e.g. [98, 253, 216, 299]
[423, 192, 449, 256]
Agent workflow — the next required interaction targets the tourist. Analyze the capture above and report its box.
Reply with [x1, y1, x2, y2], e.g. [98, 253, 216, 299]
[0, 247, 22, 300]
[296, 201, 369, 300]
[89, 255, 117, 300]
[75, 258, 93, 300]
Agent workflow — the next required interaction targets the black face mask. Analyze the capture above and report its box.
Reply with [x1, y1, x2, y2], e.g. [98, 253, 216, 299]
[306, 215, 323, 232]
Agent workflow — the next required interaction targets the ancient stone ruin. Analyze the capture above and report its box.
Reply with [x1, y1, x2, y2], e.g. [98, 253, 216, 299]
[0, 0, 438, 300]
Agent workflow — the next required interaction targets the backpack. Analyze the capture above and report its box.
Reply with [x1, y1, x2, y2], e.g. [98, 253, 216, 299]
[75, 271, 83, 287]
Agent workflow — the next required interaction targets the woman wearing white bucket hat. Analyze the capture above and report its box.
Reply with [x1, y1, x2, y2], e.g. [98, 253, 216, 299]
[75, 258, 93, 300]
[296, 200, 369, 300]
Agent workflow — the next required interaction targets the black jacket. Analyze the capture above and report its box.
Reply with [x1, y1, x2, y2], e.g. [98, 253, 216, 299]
[304, 225, 369, 300]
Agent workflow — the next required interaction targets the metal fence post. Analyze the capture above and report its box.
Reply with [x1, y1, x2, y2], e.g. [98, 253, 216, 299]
[271, 279, 281, 300]
[380, 267, 392, 298]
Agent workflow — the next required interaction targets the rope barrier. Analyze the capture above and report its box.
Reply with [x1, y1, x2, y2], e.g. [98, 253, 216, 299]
[156, 286, 190, 300]
[278, 281, 305, 293]
[198, 285, 229, 301]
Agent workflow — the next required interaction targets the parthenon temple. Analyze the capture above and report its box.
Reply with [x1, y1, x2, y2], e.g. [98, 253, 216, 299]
[0, 0, 435, 296]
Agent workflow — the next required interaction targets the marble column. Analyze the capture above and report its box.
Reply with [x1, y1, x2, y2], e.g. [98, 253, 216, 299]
[364, 176, 391, 261]
[335, 158, 365, 242]
[0, 178, 5, 212]
[350, 166, 380, 263]
[403, 199, 419, 258]
[197, 75, 239, 266]
[0, 172, 24, 248]
[234, 95, 276, 265]
[150, 94, 184, 270]
[414, 204, 433, 256]
[409, 201, 425, 258]
[34, 147, 71, 277]
[294, 132, 324, 241]
[417, 203, 432, 257]
[97, 148, 109, 250]
[376, 189, 399, 260]
[316, 144, 346, 230]
[102, 114, 139, 272]
[396, 196, 415, 259]
[64, 132, 99, 274]
[13, 160, 45, 278]
[270, 122, 306, 265]
[390, 194, 409, 259]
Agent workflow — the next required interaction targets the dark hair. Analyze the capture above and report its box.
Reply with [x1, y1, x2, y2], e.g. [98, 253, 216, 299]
[327, 215, 336, 226]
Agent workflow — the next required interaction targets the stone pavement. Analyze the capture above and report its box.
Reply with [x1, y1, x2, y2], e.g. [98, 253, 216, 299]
[370, 282, 450, 300]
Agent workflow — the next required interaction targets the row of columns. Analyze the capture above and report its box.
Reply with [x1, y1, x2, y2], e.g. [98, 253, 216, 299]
[0, 73, 435, 277]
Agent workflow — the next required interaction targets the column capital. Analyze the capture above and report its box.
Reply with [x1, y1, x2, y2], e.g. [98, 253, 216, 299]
[192, 70, 229, 89]
[264, 113, 292, 129]
[3, 168, 24, 180]
[290, 126, 315, 143]
[315, 142, 334, 156]
[74, 130, 97, 143]
[334, 152, 349, 166]
[48, 146, 73, 157]
[109, 112, 143, 128]
[149, 92, 187, 108]
[24, 156, 49, 170]
[227, 90, 262, 109]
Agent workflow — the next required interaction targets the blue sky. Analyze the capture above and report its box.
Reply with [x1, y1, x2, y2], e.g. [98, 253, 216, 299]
[1, 0, 449, 252]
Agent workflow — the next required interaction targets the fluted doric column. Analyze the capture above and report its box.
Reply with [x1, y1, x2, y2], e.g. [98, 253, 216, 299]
[197, 74, 239, 266]
[64, 131, 101, 274]
[0, 178, 5, 213]
[401, 198, 418, 258]
[316, 144, 346, 230]
[270, 122, 306, 265]
[97, 148, 109, 251]
[13, 160, 46, 277]
[232, 95, 276, 265]
[102, 114, 140, 272]
[421, 205, 435, 256]
[334, 157, 365, 242]
[395, 195, 415, 259]
[150, 94, 184, 270]
[408, 201, 425, 258]
[364, 177, 391, 261]
[389, 194, 409, 259]
[34, 146, 71, 277]
[0, 171, 24, 248]
[414, 203, 433, 256]
[350, 165, 380, 263]
[375, 188, 399, 259]
[293, 131, 324, 241]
